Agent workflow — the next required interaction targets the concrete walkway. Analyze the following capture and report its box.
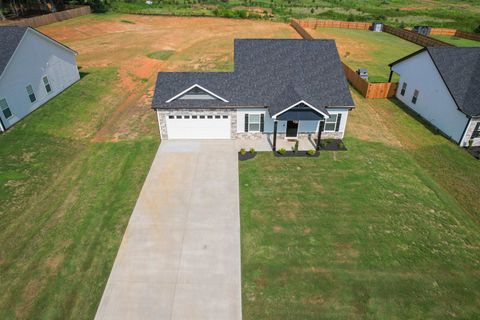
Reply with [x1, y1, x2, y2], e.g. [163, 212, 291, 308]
[95, 140, 241, 320]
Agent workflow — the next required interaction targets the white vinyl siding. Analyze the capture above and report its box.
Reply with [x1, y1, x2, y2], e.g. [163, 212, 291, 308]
[391, 51, 469, 145]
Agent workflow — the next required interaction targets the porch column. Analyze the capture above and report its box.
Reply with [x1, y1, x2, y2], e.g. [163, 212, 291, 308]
[316, 120, 324, 151]
[388, 70, 393, 82]
[273, 120, 278, 151]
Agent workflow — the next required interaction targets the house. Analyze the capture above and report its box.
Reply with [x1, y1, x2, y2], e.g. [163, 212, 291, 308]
[389, 47, 480, 147]
[152, 39, 354, 150]
[0, 26, 80, 132]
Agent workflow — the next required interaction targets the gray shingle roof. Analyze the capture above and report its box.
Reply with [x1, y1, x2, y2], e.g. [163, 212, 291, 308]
[427, 47, 480, 117]
[152, 39, 354, 114]
[0, 26, 28, 77]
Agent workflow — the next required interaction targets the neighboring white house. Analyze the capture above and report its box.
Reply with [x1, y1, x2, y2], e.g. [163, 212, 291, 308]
[0, 26, 80, 132]
[152, 39, 355, 150]
[389, 47, 480, 147]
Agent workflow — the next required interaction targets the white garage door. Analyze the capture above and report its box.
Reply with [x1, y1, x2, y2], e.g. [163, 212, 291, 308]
[166, 114, 231, 139]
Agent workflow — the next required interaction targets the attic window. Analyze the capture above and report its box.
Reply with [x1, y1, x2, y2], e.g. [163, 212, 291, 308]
[412, 89, 419, 104]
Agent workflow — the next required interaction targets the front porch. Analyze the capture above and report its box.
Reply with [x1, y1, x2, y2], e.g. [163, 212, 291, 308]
[236, 134, 318, 152]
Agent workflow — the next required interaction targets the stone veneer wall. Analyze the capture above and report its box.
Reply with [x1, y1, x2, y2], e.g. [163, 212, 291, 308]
[464, 118, 480, 147]
[156, 108, 237, 140]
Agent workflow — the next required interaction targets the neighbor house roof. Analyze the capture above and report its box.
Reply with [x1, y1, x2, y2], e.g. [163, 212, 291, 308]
[0, 26, 28, 77]
[152, 39, 354, 115]
[390, 47, 480, 117]
[0, 26, 77, 78]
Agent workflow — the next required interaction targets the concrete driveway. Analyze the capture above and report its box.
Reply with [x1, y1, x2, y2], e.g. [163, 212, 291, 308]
[95, 140, 241, 320]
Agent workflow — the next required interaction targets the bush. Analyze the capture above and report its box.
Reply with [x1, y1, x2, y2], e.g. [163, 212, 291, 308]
[475, 25, 480, 34]
[307, 149, 316, 156]
[240, 148, 246, 156]
[294, 140, 299, 153]
[278, 148, 286, 155]
[89, 0, 110, 13]
[249, 148, 256, 154]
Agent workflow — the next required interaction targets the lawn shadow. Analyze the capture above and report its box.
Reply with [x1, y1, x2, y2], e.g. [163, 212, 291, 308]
[387, 97, 457, 143]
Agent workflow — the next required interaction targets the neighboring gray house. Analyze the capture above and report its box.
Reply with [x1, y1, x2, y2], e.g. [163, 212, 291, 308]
[152, 39, 354, 150]
[389, 47, 480, 147]
[0, 26, 80, 132]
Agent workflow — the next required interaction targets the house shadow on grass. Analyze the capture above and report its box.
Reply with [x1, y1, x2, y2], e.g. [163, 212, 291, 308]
[387, 97, 455, 142]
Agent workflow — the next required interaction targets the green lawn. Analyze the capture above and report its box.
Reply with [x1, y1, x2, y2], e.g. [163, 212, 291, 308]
[0, 68, 159, 319]
[309, 28, 421, 82]
[240, 93, 480, 319]
[431, 35, 480, 47]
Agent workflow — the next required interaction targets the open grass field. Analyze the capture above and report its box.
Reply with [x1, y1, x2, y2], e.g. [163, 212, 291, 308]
[307, 27, 421, 82]
[431, 35, 480, 47]
[240, 93, 480, 319]
[110, 0, 480, 32]
[0, 14, 299, 319]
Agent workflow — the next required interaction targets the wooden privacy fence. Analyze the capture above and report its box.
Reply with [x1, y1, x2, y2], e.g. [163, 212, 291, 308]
[290, 20, 398, 99]
[293, 18, 371, 30]
[430, 28, 480, 42]
[0, 5, 91, 28]
[382, 24, 452, 47]
[342, 63, 398, 98]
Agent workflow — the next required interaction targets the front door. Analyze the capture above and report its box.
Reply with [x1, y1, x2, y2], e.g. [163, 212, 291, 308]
[286, 121, 298, 138]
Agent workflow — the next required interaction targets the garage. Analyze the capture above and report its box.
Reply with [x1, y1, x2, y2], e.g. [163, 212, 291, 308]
[166, 114, 231, 139]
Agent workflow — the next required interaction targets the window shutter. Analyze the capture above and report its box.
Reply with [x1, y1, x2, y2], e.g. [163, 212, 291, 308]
[335, 114, 342, 132]
[260, 114, 264, 132]
[244, 114, 249, 132]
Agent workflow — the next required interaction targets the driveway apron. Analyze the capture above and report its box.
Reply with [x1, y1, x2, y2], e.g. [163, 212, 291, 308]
[95, 140, 241, 320]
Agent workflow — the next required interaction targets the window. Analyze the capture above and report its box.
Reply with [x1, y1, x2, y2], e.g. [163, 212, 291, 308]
[248, 114, 261, 132]
[184, 115, 190, 119]
[412, 89, 419, 104]
[324, 114, 338, 131]
[215, 115, 221, 119]
[176, 115, 182, 119]
[0, 98, 12, 119]
[200, 115, 205, 119]
[43, 76, 52, 94]
[192, 115, 198, 119]
[26, 85, 36, 103]
[207, 115, 213, 119]
[400, 82, 407, 96]
[472, 123, 480, 139]
[222, 115, 228, 119]
[168, 115, 174, 119]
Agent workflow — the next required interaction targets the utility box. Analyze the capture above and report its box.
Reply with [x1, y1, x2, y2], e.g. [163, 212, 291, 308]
[372, 22, 384, 32]
[357, 68, 368, 80]
[413, 26, 432, 36]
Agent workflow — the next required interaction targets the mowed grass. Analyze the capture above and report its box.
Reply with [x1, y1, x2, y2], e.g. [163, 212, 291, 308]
[431, 35, 480, 47]
[240, 93, 480, 319]
[309, 28, 421, 82]
[0, 68, 159, 319]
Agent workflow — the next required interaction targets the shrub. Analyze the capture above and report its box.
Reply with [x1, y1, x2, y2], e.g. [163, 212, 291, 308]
[240, 148, 246, 156]
[278, 148, 286, 155]
[249, 148, 256, 154]
[294, 140, 299, 153]
[90, 0, 110, 13]
[338, 141, 345, 149]
[307, 149, 316, 156]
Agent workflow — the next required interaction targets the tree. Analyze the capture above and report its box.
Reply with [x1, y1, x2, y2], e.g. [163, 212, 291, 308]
[475, 25, 480, 34]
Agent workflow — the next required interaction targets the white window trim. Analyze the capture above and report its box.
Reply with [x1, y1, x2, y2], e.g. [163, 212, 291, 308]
[26, 84, 36, 104]
[248, 114, 261, 132]
[323, 113, 338, 132]
[43, 75, 52, 94]
[272, 100, 330, 120]
[166, 84, 229, 103]
[0, 97, 12, 119]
